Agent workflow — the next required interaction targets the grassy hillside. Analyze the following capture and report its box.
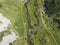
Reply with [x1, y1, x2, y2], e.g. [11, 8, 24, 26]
[0, 0, 60, 45]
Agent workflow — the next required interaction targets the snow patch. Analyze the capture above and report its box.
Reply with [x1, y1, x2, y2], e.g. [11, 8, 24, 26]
[0, 13, 18, 45]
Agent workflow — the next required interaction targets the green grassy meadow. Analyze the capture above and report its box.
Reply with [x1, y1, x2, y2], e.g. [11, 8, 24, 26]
[0, 0, 60, 45]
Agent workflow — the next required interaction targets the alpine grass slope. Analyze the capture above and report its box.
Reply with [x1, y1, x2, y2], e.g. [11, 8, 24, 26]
[0, 0, 60, 45]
